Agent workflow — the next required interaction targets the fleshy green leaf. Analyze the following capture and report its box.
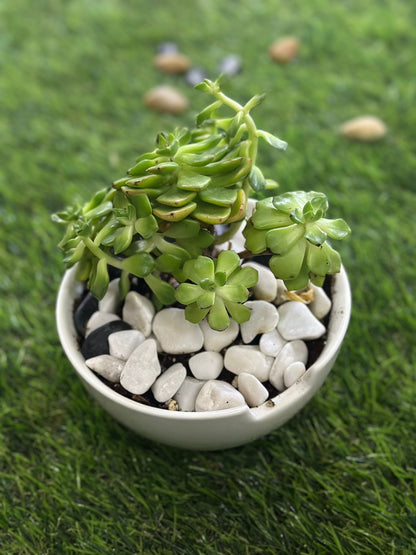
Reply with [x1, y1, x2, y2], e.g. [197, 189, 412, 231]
[155, 253, 182, 273]
[163, 219, 200, 239]
[318, 218, 351, 240]
[89, 258, 109, 300]
[113, 225, 133, 254]
[122, 253, 155, 277]
[252, 199, 291, 229]
[227, 266, 258, 288]
[177, 171, 211, 191]
[248, 166, 267, 192]
[183, 256, 215, 283]
[185, 303, 209, 324]
[257, 129, 288, 150]
[224, 301, 251, 324]
[216, 250, 240, 277]
[269, 240, 307, 280]
[197, 290, 216, 309]
[243, 222, 268, 254]
[266, 224, 305, 254]
[217, 284, 248, 303]
[305, 225, 327, 246]
[208, 297, 229, 331]
[175, 283, 202, 305]
[145, 274, 176, 305]
[135, 215, 158, 239]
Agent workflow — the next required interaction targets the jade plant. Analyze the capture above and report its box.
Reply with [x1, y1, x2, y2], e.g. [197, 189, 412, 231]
[54, 78, 350, 331]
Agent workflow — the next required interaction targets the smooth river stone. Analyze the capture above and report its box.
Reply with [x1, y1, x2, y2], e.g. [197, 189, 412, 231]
[98, 278, 121, 314]
[240, 300, 279, 344]
[108, 329, 145, 361]
[259, 328, 287, 357]
[237, 373, 269, 407]
[309, 284, 332, 320]
[284, 361, 306, 388]
[85, 311, 120, 337]
[189, 351, 223, 380]
[269, 340, 308, 391]
[85, 354, 125, 382]
[81, 320, 132, 359]
[277, 301, 326, 341]
[152, 308, 204, 354]
[122, 291, 155, 337]
[242, 262, 278, 302]
[120, 339, 161, 395]
[199, 318, 239, 352]
[195, 380, 246, 412]
[224, 345, 273, 382]
[74, 292, 98, 336]
[174, 376, 205, 412]
[151, 362, 187, 403]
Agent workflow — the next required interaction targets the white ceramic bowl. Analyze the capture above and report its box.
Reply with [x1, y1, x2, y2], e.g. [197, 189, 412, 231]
[56, 266, 351, 450]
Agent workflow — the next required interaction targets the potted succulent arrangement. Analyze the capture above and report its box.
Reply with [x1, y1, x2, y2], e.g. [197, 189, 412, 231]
[55, 78, 351, 450]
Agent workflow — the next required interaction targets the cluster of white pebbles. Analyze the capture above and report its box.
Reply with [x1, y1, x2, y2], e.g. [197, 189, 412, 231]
[81, 260, 332, 412]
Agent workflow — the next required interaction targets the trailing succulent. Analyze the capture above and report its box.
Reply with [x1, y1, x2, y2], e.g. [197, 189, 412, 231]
[54, 78, 351, 331]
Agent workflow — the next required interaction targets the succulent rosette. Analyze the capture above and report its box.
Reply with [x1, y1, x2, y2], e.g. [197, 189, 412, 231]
[175, 250, 258, 330]
[244, 191, 351, 289]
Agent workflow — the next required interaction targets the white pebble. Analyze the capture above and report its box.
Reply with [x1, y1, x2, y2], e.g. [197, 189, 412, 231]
[85, 311, 120, 337]
[98, 278, 121, 314]
[174, 376, 205, 411]
[240, 300, 279, 343]
[242, 262, 277, 302]
[122, 291, 155, 337]
[195, 380, 246, 411]
[85, 354, 124, 382]
[269, 340, 308, 391]
[237, 373, 269, 407]
[200, 318, 239, 352]
[189, 351, 223, 380]
[224, 345, 273, 382]
[108, 329, 145, 361]
[277, 301, 326, 341]
[259, 328, 287, 357]
[153, 308, 204, 354]
[309, 284, 332, 320]
[151, 363, 187, 403]
[284, 361, 306, 388]
[274, 279, 289, 305]
[120, 339, 161, 395]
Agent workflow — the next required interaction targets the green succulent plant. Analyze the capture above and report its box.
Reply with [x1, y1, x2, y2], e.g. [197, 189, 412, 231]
[176, 250, 258, 330]
[54, 77, 351, 330]
[243, 191, 351, 290]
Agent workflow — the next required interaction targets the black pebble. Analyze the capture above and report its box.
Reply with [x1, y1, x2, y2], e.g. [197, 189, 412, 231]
[81, 320, 132, 360]
[156, 41, 179, 54]
[74, 293, 98, 337]
[218, 54, 242, 76]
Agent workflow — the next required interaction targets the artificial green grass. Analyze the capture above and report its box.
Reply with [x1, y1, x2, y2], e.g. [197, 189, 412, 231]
[1, 0, 416, 552]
